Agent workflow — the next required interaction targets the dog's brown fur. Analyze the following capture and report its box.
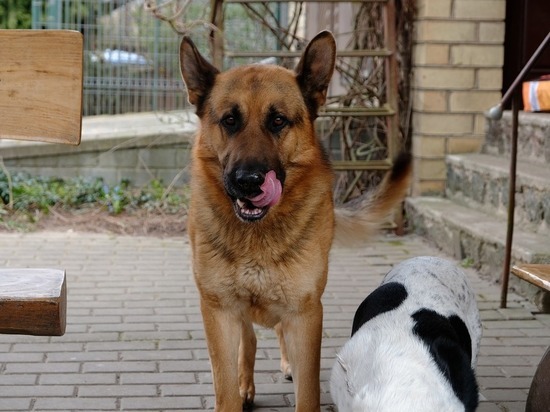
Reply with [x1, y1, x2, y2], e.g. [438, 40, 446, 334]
[179, 31, 412, 411]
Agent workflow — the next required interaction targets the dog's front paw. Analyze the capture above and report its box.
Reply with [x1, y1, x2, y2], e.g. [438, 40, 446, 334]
[280, 360, 293, 381]
[239, 382, 255, 410]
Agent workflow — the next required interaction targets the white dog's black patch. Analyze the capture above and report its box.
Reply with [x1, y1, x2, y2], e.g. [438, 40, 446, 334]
[330, 256, 482, 412]
[412, 309, 478, 411]
[351, 282, 408, 336]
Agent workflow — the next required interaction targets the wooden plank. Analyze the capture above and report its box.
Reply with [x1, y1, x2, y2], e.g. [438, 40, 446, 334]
[511, 264, 550, 291]
[0, 30, 83, 145]
[0, 269, 66, 336]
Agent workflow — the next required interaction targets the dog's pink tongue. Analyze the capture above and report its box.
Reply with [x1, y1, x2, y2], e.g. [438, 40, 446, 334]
[248, 170, 282, 208]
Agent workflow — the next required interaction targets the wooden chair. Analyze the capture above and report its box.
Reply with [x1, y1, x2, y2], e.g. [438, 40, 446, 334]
[0, 29, 84, 336]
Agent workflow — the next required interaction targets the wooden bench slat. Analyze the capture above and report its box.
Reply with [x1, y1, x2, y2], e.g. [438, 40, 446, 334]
[0, 269, 66, 336]
[511, 264, 550, 291]
[0, 30, 83, 145]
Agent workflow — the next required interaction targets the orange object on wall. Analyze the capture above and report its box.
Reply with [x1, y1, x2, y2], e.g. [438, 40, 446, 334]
[523, 75, 550, 112]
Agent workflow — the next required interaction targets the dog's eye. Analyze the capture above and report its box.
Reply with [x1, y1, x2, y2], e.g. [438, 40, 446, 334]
[269, 115, 288, 132]
[222, 115, 236, 127]
[220, 114, 240, 133]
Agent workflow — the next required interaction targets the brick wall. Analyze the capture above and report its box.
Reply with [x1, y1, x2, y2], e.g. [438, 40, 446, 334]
[411, 0, 506, 195]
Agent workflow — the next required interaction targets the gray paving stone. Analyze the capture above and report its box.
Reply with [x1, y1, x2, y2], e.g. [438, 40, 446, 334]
[500, 365, 539, 377]
[121, 396, 203, 410]
[497, 402, 528, 412]
[120, 349, 194, 361]
[0, 399, 32, 411]
[0, 385, 75, 397]
[120, 372, 196, 385]
[86, 341, 156, 351]
[478, 376, 533, 389]
[34, 397, 117, 410]
[12, 343, 84, 352]
[480, 389, 530, 403]
[477, 356, 538, 367]
[477, 403, 503, 412]
[4, 363, 80, 374]
[39, 373, 117, 385]
[82, 361, 157, 373]
[78, 384, 158, 397]
[0, 231, 547, 411]
[46, 352, 119, 362]
[0, 353, 45, 362]
[0, 374, 38, 385]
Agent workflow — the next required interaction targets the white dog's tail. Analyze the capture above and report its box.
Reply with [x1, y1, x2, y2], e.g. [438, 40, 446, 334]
[334, 153, 413, 246]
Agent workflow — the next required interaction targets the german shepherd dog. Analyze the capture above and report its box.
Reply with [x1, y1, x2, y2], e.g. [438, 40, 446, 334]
[179, 31, 412, 411]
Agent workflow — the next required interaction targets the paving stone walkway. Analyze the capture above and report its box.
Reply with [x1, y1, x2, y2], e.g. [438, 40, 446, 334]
[0, 231, 548, 411]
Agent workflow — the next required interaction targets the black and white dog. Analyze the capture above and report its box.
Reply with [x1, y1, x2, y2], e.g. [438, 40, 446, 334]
[330, 256, 482, 412]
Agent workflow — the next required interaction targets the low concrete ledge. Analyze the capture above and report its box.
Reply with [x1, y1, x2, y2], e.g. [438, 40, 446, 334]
[0, 111, 198, 187]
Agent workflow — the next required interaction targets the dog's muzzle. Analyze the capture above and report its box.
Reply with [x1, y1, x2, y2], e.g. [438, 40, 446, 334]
[225, 168, 283, 222]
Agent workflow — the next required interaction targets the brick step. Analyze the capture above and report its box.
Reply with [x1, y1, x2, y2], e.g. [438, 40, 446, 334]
[405, 196, 550, 303]
[446, 153, 550, 234]
[484, 111, 550, 165]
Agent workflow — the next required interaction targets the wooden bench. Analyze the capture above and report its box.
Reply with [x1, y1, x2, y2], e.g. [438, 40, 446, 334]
[511, 264, 550, 412]
[0, 29, 83, 336]
[0, 269, 66, 336]
[511, 264, 550, 293]
[0, 30, 83, 145]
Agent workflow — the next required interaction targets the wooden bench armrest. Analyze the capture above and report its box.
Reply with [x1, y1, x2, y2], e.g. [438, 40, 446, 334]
[0, 30, 83, 145]
[511, 264, 550, 291]
[0, 269, 66, 336]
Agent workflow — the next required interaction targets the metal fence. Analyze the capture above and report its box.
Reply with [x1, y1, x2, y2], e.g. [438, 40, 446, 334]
[32, 0, 190, 116]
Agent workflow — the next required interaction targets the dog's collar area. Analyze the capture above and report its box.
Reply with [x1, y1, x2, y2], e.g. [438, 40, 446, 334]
[234, 198, 270, 222]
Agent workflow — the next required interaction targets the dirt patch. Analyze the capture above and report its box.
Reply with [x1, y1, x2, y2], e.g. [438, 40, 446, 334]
[0, 206, 187, 237]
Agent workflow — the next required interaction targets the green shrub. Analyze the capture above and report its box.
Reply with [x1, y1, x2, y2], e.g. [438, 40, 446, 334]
[0, 170, 189, 215]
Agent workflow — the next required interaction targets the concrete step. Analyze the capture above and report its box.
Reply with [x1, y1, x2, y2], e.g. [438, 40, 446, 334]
[446, 153, 550, 234]
[484, 111, 550, 165]
[405, 196, 550, 300]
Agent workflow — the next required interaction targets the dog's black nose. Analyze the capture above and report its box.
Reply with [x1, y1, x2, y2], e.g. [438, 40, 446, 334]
[235, 170, 264, 191]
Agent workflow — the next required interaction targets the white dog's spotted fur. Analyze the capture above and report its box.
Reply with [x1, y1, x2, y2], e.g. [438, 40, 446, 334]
[330, 256, 482, 412]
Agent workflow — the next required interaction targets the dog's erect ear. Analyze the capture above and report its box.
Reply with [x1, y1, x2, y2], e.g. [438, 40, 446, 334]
[295, 31, 336, 117]
[179, 37, 219, 112]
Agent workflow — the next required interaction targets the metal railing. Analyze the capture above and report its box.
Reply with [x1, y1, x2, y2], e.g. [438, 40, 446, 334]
[487, 31, 550, 309]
